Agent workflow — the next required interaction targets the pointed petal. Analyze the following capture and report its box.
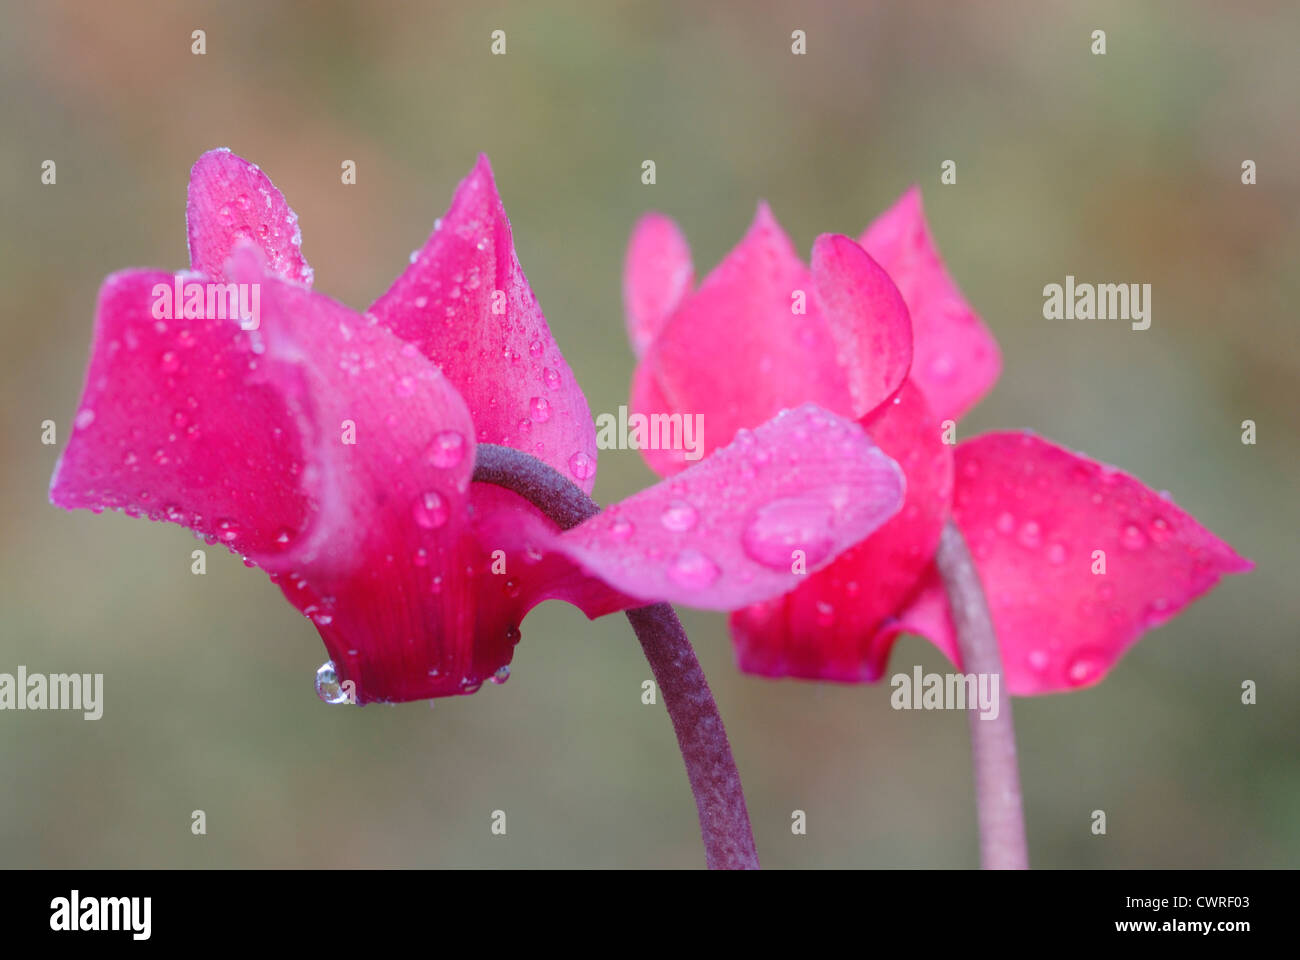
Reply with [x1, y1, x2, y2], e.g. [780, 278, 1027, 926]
[860, 186, 999, 421]
[554, 404, 906, 611]
[186, 149, 314, 286]
[729, 381, 953, 680]
[900, 432, 1253, 694]
[367, 155, 599, 493]
[623, 212, 693, 356]
[643, 204, 854, 457]
[810, 233, 913, 417]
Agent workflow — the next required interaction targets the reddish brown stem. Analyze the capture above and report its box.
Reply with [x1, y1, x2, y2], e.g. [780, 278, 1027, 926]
[474, 444, 759, 869]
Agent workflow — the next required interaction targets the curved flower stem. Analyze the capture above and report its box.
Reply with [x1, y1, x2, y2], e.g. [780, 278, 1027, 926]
[474, 444, 760, 869]
[934, 521, 1029, 869]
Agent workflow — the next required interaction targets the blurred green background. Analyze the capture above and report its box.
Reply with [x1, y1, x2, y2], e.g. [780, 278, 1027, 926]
[1, 0, 1296, 868]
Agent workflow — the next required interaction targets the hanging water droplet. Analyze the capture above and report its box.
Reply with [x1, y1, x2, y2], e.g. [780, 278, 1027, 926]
[659, 499, 698, 532]
[491, 665, 511, 685]
[315, 660, 352, 704]
[426, 430, 466, 468]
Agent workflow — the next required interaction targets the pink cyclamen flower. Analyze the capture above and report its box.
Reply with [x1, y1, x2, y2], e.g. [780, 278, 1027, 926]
[624, 188, 1251, 694]
[49, 149, 909, 704]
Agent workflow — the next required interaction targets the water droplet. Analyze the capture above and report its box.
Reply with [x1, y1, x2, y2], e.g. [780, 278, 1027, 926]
[461, 678, 483, 694]
[160, 351, 180, 373]
[660, 500, 698, 532]
[491, 665, 511, 685]
[568, 451, 595, 481]
[609, 517, 634, 540]
[1027, 649, 1050, 673]
[542, 367, 561, 390]
[1066, 655, 1102, 687]
[667, 549, 720, 589]
[74, 409, 95, 429]
[741, 495, 836, 569]
[528, 340, 544, 358]
[273, 527, 294, 548]
[413, 490, 449, 529]
[1047, 542, 1067, 565]
[315, 660, 352, 704]
[996, 512, 1015, 534]
[1017, 521, 1041, 549]
[426, 430, 465, 468]
[503, 577, 521, 598]
[529, 397, 551, 422]
[215, 518, 240, 542]
[505, 625, 522, 644]
[413, 547, 429, 567]
[1148, 516, 1171, 543]
[1121, 523, 1146, 550]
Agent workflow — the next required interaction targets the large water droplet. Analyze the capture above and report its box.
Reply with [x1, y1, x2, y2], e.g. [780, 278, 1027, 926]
[413, 490, 449, 529]
[315, 660, 352, 704]
[660, 499, 698, 532]
[529, 397, 551, 422]
[741, 495, 836, 570]
[667, 549, 720, 589]
[426, 430, 466, 468]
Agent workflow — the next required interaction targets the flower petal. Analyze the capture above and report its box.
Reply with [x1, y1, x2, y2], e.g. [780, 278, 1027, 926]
[900, 431, 1253, 694]
[643, 204, 853, 457]
[554, 404, 906, 611]
[186, 149, 314, 287]
[729, 381, 953, 680]
[860, 186, 999, 421]
[623, 212, 693, 356]
[810, 233, 913, 418]
[49, 268, 312, 553]
[368, 155, 599, 494]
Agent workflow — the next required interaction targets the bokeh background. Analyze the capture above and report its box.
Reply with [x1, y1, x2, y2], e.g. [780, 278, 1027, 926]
[1, 0, 1296, 868]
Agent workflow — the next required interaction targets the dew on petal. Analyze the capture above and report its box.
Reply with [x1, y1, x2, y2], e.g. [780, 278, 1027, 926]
[426, 430, 466, 468]
[413, 490, 449, 529]
[529, 396, 551, 423]
[659, 499, 699, 532]
[491, 665, 511, 685]
[741, 495, 837, 570]
[667, 548, 720, 589]
[568, 451, 595, 482]
[1121, 523, 1146, 550]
